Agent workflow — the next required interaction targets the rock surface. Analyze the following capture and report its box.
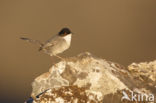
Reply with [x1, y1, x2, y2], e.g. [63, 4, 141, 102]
[26, 52, 156, 103]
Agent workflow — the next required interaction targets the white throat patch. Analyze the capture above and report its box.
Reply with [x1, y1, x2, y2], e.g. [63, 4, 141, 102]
[63, 34, 72, 45]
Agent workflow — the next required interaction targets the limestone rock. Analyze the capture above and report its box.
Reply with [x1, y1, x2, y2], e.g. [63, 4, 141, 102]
[25, 52, 156, 103]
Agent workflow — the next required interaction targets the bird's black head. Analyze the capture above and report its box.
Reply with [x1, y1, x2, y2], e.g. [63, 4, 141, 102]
[58, 28, 71, 36]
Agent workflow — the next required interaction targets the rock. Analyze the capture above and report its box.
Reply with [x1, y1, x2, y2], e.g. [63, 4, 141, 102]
[128, 61, 156, 87]
[25, 52, 156, 103]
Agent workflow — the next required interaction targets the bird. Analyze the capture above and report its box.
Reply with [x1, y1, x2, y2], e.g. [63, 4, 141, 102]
[20, 28, 73, 60]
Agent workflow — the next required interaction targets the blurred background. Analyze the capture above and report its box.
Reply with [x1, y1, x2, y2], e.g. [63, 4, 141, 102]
[0, 0, 156, 103]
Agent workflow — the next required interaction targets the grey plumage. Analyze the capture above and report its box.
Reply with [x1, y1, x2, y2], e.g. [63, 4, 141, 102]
[20, 37, 43, 46]
[39, 35, 71, 56]
[20, 28, 72, 57]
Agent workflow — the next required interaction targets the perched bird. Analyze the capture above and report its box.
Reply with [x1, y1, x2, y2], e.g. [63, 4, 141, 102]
[20, 28, 73, 59]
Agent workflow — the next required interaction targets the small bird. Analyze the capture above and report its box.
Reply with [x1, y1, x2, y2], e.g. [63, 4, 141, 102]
[20, 28, 73, 60]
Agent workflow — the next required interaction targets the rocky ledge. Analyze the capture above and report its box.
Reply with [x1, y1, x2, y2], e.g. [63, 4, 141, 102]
[25, 52, 156, 103]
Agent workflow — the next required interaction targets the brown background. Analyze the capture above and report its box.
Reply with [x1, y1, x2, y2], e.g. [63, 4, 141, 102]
[0, 0, 156, 103]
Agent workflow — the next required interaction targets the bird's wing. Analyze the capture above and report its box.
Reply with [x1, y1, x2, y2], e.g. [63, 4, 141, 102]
[40, 35, 64, 50]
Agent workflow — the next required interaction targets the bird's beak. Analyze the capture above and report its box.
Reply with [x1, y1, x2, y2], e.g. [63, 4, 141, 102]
[71, 32, 74, 35]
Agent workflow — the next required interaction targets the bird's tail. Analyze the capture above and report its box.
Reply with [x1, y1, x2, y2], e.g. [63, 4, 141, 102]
[20, 37, 44, 47]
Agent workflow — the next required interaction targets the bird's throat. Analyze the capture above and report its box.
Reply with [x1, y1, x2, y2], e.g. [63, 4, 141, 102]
[63, 34, 72, 45]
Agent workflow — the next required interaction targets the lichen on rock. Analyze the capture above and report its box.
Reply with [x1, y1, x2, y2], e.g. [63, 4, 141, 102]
[25, 52, 156, 103]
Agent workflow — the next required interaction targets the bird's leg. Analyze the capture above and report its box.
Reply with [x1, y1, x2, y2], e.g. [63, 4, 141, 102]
[54, 55, 67, 66]
[54, 55, 65, 61]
